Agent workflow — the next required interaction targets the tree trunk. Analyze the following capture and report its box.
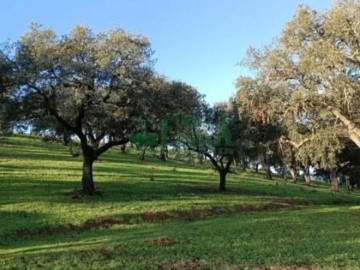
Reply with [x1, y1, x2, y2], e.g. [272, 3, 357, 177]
[345, 175, 352, 191]
[255, 163, 259, 174]
[265, 165, 272, 180]
[330, 168, 339, 192]
[232, 158, 238, 167]
[219, 171, 226, 191]
[140, 148, 146, 161]
[303, 166, 311, 186]
[303, 174, 311, 186]
[197, 153, 204, 165]
[160, 149, 167, 161]
[120, 144, 126, 154]
[82, 156, 96, 195]
[261, 154, 272, 180]
[62, 133, 70, 146]
[242, 158, 247, 171]
[331, 108, 360, 149]
[289, 167, 297, 183]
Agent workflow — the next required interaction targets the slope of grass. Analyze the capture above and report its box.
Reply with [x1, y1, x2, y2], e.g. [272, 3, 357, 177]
[0, 134, 360, 269]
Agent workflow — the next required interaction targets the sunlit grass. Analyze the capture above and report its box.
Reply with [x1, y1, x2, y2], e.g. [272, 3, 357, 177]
[0, 134, 360, 269]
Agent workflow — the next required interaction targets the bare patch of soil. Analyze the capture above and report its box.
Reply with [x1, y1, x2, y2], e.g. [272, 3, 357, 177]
[99, 248, 113, 260]
[148, 237, 174, 246]
[14, 217, 131, 238]
[11, 198, 307, 239]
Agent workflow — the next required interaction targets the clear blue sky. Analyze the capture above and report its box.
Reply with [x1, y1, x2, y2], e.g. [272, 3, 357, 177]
[1, 0, 333, 104]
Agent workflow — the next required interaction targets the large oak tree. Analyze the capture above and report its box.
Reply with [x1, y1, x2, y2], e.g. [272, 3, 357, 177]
[237, 1, 360, 191]
[13, 24, 154, 195]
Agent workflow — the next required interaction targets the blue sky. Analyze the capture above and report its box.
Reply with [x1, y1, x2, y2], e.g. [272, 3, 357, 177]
[1, 0, 332, 104]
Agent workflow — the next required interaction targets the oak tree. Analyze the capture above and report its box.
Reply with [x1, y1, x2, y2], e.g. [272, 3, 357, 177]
[13, 24, 154, 195]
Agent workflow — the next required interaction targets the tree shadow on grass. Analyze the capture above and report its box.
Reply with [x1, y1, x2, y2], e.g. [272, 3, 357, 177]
[1, 207, 360, 269]
[0, 210, 51, 238]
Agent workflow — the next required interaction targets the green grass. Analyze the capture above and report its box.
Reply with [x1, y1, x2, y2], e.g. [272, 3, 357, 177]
[1, 135, 360, 269]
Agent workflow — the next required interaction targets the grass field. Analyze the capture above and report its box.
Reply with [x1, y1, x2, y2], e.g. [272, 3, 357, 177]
[1, 135, 360, 269]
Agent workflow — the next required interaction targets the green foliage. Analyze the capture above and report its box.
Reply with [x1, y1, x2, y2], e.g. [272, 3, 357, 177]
[14, 23, 154, 139]
[236, 1, 360, 179]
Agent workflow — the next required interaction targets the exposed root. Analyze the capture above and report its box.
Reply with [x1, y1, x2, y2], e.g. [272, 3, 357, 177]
[64, 189, 103, 199]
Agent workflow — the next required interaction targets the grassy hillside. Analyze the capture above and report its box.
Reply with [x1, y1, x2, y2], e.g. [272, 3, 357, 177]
[0, 135, 360, 269]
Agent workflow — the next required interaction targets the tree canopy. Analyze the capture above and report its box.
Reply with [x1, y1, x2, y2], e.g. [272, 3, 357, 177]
[10, 24, 156, 194]
[235, 0, 360, 190]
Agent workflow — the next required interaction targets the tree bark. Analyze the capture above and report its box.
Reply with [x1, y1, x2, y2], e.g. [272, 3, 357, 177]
[345, 175, 352, 191]
[261, 154, 272, 180]
[219, 171, 226, 191]
[289, 167, 297, 183]
[160, 149, 167, 161]
[303, 166, 311, 186]
[242, 158, 247, 171]
[62, 133, 70, 146]
[197, 153, 204, 165]
[140, 148, 146, 161]
[331, 108, 360, 148]
[119, 144, 126, 154]
[255, 163, 259, 174]
[265, 165, 272, 180]
[330, 168, 339, 192]
[82, 156, 96, 195]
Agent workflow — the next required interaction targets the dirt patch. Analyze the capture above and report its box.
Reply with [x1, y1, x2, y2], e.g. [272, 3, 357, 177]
[270, 198, 309, 207]
[16, 229, 32, 238]
[148, 237, 174, 246]
[14, 217, 131, 238]
[113, 244, 123, 252]
[11, 198, 306, 239]
[99, 248, 113, 260]
[76, 249, 96, 258]
[140, 212, 173, 222]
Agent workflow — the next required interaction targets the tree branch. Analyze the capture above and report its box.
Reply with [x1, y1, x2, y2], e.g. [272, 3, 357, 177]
[96, 138, 129, 157]
[280, 135, 310, 149]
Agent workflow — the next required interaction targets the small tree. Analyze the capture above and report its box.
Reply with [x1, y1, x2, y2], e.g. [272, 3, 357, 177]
[172, 107, 236, 191]
[129, 122, 157, 161]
